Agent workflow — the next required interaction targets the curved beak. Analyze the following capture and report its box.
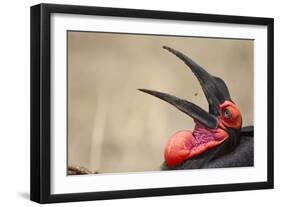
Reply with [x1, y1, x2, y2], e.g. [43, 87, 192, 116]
[139, 46, 232, 129]
[139, 88, 218, 129]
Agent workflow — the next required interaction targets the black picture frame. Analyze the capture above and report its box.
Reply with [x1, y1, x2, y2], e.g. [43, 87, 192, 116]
[30, 3, 274, 204]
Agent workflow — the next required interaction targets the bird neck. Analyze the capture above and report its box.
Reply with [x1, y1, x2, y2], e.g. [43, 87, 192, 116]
[192, 122, 228, 144]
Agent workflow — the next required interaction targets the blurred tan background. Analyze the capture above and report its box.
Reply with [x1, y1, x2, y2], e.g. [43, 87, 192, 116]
[67, 31, 253, 174]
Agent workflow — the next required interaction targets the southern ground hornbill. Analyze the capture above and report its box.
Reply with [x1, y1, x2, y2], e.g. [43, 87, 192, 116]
[139, 46, 254, 170]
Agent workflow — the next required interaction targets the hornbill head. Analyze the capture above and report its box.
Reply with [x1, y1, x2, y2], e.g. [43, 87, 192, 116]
[139, 46, 242, 168]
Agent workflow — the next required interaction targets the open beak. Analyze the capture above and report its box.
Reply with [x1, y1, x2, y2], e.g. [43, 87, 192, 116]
[139, 46, 232, 129]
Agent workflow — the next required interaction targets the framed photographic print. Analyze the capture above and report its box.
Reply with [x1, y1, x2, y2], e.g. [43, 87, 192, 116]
[30, 3, 274, 203]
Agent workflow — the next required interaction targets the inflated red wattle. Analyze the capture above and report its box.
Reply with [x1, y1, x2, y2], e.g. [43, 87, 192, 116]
[164, 123, 228, 167]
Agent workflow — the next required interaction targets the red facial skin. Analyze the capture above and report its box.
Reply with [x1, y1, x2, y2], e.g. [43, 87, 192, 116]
[164, 100, 242, 167]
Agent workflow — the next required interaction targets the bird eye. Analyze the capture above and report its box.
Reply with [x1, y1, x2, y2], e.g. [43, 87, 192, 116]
[223, 108, 232, 119]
